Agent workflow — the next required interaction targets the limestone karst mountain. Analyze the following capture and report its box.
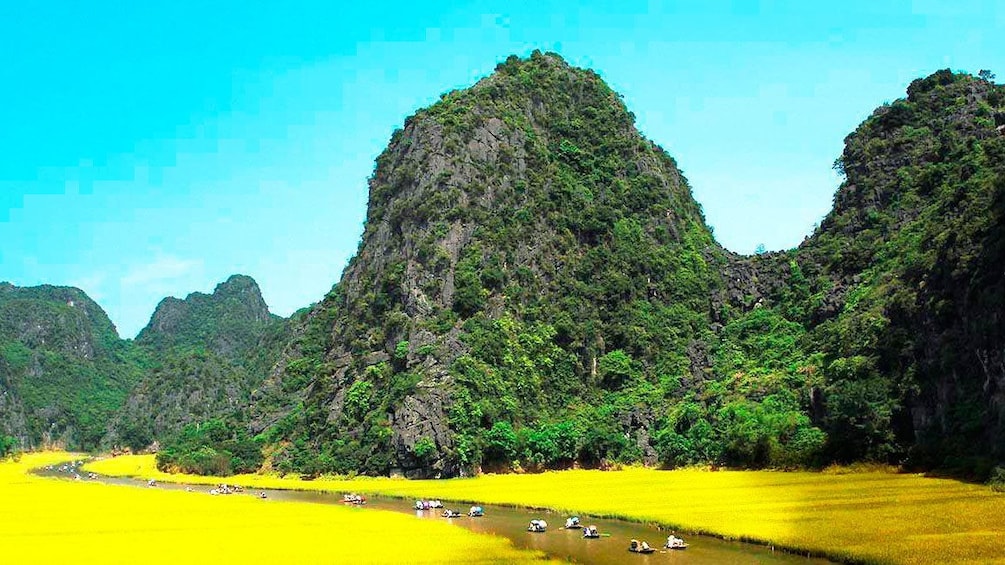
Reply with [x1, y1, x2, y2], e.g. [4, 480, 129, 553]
[4, 54, 1002, 480]
[108, 275, 291, 449]
[0, 282, 141, 449]
[255, 54, 1005, 478]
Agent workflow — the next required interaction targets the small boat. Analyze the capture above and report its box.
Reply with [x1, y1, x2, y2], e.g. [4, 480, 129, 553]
[665, 535, 689, 550]
[564, 516, 581, 529]
[528, 519, 548, 532]
[468, 506, 484, 517]
[442, 509, 462, 518]
[583, 525, 601, 539]
[629, 539, 656, 554]
[342, 493, 366, 505]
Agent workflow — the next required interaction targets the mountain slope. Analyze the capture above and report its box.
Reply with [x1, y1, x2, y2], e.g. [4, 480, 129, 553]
[789, 70, 1005, 469]
[0, 283, 144, 449]
[110, 275, 290, 449]
[257, 55, 1005, 478]
[713, 70, 1005, 473]
[253, 52, 828, 477]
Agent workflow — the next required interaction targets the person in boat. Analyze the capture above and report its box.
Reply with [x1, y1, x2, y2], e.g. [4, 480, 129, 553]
[630, 539, 639, 551]
[665, 533, 687, 549]
[565, 516, 580, 528]
[641, 541, 651, 551]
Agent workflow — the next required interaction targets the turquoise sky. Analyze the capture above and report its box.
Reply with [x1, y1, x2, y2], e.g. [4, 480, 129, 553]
[2, 1, 1002, 337]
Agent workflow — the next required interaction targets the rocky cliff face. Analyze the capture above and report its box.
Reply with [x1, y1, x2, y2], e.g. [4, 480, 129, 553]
[0, 283, 141, 449]
[256, 57, 1005, 478]
[787, 71, 1005, 468]
[0, 369, 29, 443]
[108, 275, 290, 449]
[136, 274, 274, 357]
[254, 52, 733, 476]
[723, 71, 1005, 470]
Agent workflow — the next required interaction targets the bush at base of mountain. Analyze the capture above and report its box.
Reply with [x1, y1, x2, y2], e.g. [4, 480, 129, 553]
[155, 418, 262, 476]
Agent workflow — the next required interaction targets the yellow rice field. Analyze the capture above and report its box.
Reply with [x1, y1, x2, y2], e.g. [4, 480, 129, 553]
[87, 455, 1005, 564]
[1, 452, 549, 564]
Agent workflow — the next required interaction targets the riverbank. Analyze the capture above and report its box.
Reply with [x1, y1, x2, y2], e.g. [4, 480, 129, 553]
[86, 455, 1005, 564]
[1, 452, 550, 564]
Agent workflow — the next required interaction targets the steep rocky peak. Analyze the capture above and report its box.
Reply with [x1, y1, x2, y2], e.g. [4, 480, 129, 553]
[363, 51, 693, 231]
[254, 51, 726, 477]
[136, 274, 275, 356]
[0, 283, 119, 358]
[211, 274, 271, 322]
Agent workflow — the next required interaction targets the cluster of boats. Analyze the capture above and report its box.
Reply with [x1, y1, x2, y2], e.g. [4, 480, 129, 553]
[208, 483, 245, 496]
[415, 501, 484, 518]
[343, 493, 366, 505]
[413, 499, 443, 510]
[527, 516, 688, 552]
[46, 461, 96, 481]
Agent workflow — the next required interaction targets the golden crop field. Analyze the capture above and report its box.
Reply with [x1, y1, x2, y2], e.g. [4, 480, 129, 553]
[1, 453, 549, 565]
[87, 455, 1005, 564]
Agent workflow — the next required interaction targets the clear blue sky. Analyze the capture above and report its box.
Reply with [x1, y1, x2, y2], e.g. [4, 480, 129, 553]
[2, 1, 1002, 338]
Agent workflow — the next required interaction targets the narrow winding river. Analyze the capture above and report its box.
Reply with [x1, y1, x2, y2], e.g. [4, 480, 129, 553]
[38, 465, 834, 564]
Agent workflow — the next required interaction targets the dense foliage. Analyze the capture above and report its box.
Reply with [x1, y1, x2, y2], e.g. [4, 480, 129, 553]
[256, 55, 1005, 479]
[156, 418, 263, 476]
[110, 275, 290, 450]
[0, 435, 17, 458]
[0, 283, 147, 449]
[3, 54, 1001, 481]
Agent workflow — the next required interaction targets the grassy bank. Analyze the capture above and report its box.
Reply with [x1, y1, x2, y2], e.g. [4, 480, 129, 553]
[87, 455, 1005, 564]
[2, 453, 549, 564]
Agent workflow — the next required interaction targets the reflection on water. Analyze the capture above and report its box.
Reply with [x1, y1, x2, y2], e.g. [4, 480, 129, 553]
[40, 466, 833, 564]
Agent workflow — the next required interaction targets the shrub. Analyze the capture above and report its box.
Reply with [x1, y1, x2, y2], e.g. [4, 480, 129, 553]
[989, 466, 1005, 493]
[156, 418, 262, 476]
[0, 435, 17, 459]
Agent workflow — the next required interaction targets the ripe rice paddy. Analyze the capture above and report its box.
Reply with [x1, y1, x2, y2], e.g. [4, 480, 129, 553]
[1, 452, 550, 564]
[86, 455, 1005, 564]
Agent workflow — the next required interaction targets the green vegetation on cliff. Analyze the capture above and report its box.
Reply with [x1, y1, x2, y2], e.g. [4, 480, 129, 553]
[112, 275, 291, 451]
[0, 275, 290, 455]
[0, 283, 146, 449]
[156, 418, 263, 475]
[4, 54, 1002, 481]
[255, 52, 828, 477]
[258, 55, 1004, 479]
[780, 69, 1005, 474]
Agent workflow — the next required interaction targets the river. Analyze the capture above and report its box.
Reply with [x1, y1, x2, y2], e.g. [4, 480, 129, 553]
[37, 463, 834, 564]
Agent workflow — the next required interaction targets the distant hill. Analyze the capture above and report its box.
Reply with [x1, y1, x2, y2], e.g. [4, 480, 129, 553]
[0, 275, 291, 453]
[0, 282, 143, 449]
[109, 273, 291, 448]
[108, 275, 291, 449]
